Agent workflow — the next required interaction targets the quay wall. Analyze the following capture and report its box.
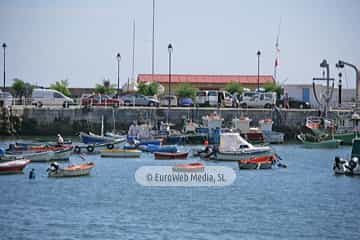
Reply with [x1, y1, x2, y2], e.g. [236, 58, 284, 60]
[1, 106, 353, 138]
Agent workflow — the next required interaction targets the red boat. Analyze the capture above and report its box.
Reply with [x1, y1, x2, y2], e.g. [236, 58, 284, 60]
[0, 160, 31, 174]
[154, 151, 188, 160]
[173, 163, 205, 172]
[238, 155, 274, 170]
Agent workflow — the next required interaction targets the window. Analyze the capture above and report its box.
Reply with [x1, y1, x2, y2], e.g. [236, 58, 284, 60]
[54, 92, 64, 98]
[208, 91, 217, 96]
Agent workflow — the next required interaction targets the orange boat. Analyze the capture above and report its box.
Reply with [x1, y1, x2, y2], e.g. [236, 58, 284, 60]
[238, 155, 274, 170]
[154, 152, 188, 160]
[48, 162, 95, 177]
[173, 163, 205, 172]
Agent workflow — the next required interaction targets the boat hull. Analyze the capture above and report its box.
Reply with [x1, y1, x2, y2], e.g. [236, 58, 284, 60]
[238, 155, 274, 170]
[154, 152, 188, 160]
[0, 160, 31, 174]
[52, 147, 73, 161]
[80, 132, 115, 144]
[215, 149, 273, 161]
[334, 132, 356, 145]
[100, 149, 141, 158]
[302, 139, 341, 149]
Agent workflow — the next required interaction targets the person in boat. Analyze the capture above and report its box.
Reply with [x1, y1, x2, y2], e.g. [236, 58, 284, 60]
[57, 133, 64, 146]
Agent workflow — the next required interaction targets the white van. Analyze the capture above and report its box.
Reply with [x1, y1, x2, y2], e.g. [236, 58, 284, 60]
[195, 91, 208, 106]
[32, 88, 74, 107]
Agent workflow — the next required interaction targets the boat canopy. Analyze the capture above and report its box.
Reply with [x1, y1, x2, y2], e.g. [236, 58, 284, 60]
[219, 132, 253, 152]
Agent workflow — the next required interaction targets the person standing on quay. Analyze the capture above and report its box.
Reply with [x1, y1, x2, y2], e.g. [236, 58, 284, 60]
[283, 92, 290, 109]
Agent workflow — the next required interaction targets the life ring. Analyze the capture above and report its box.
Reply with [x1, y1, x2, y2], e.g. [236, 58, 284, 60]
[74, 145, 81, 154]
[86, 145, 95, 153]
[107, 144, 114, 150]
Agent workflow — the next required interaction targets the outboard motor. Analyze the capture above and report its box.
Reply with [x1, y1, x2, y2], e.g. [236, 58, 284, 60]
[333, 156, 346, 174]
[48, 162, 59, 172]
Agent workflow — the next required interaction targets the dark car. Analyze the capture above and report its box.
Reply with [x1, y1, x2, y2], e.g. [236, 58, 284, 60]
[276, 97, 311, 109]
[81, 94, 123, 107]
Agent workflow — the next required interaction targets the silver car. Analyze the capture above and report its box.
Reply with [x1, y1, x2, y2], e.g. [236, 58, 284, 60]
[0, 91, 13, 107]
[121, 94, 160, 107]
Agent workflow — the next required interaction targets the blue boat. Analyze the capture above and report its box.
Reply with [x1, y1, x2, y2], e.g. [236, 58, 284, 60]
[80, 132, 123, 144]
[138, 144, 177, 153]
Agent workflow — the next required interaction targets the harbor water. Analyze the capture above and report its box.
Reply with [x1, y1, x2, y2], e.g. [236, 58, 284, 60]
[0, 140, 359, 240]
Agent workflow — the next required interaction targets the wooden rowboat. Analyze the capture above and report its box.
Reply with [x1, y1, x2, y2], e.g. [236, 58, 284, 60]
[100, 149, 141, 158]
[238, 155, 274, 170]
[173, 163, 205, 172]
[0, 159, 31, 174]
[154, 151, 188, 160]
[48, 162, 95, 177]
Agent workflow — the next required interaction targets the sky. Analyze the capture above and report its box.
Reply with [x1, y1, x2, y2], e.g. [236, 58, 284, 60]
[0, 0, 359, 89]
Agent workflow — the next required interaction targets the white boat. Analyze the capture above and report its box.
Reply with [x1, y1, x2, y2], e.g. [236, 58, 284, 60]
[215, 132, 273, 161]
[48, 162, 95, 177]
[333, 138, 360, 175]
[52, 147, 73, 161]
[0, 159, 31, 174]
[100, 149, 142, 158]
[3, 150, 54, 162]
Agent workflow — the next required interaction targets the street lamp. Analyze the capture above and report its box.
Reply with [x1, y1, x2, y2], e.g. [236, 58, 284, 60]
[336, 60, 359, 111]
[2, 43, 6, 89]
[256, 50, 261, 91]
[116, 53, 121, 97]
[167, 43, 173, 123]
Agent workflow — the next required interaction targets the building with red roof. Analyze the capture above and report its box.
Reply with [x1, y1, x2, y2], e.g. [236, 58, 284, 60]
[138, 74, 275, 93]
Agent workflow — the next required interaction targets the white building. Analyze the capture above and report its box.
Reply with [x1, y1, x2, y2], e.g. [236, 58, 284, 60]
[284, 84, 355, 108]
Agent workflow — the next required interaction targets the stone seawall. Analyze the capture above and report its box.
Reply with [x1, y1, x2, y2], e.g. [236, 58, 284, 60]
[0, 106, 352, 138]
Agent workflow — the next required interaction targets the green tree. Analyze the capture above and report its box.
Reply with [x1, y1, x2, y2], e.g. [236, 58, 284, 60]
[176, 83, 197, 99]
[11, 78, 33, 98]
[224, 82, 243, 94]
[137, 82, 148, 96]
[137, 82, 159, 96]
[95, 79, 116, 95]
[264, 82, 283, 99]
[50, 79, 71, 97]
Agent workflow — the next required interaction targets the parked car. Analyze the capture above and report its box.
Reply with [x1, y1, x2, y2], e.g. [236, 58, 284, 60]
[239, 92, 276, 108]
[207, 90, 236, 107]
[159, 95, 177, 107]
[81, 94, 123, 107]
[31, 88, 74, 107]
[178, 97, 193, 107]
[207, 90, 219, 107]
[121, 94, 160, 107]
[0, 91, 13, 107]
[195, 91, 208, 106]
[276, 97, 311, 109]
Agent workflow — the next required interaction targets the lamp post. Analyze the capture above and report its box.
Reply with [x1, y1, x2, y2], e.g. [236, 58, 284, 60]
[256, 50, 261, 91]
[116, 53, 121, 97]
[2, 43, 6, 89]
[167, 43, 173, 123]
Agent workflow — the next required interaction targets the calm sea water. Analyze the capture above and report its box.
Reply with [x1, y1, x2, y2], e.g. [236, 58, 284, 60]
[0, 140, 359, 240]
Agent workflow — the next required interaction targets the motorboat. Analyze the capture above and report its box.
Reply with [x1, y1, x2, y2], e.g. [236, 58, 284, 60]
[100, 149, 142, 158]
[297, 134, 341, 149]
[154, 151, 189, 160]
[2, 150, 54, 162]
[47, 162, 95, 177]
[214, 132, 273, 161]
[0, 159, 31, 174]
[139, 144, 177, 153]
[333, 138, 360, 175]
[172, 163, 205, 172]
[259, 118, 284, 144]
[80, 132, 120, 144]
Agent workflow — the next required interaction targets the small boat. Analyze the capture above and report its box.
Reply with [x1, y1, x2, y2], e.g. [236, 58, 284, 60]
[173, 163, 205, 172]
[80, 132, 121, 144]
[139, 144, 177, 153]
[127, 136, 162, 146]
[0, 159, 31, 174]
[333, 138, 360, 175]
[100, 149, 141, 158]
[52, 146, 73, 161]
[14, 140, 72, 150]
[238, 155, 274, 170]
[73, 139, 126, 154]
[154, 151, 188, 160]
[259, 119, 285, 144]
[47, 162, 95, 177]
[3, 150, 54, 162]
[297, 134, 341, 148]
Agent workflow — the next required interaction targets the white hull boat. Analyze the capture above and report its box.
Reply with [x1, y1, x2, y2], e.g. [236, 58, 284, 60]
[3, 151, 54, 162]
[48, 162, 95, 177]
[52, 147, 73, 161]
[214, 132, 273, 161]
[100, 149, 141, 158]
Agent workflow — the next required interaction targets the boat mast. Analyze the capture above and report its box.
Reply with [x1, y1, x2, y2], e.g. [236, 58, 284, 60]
[131, 20, 136, 81]
[152, 0, 155, 82]
[273, 18, 281, 84]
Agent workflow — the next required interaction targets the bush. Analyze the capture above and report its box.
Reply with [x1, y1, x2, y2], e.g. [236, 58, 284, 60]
[137, 82, 159, 96]
[224, 82, 243, 94]
[176, 83, 197, 99]
[95, 79, 116, 95]
[264, 82, 283, 99]
[50, 80, 71, 97]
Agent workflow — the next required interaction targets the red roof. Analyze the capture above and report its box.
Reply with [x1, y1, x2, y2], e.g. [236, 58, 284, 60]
[138, 74, 274, 84]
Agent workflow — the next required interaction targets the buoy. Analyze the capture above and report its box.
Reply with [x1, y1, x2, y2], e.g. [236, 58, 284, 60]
[204, 140, 209, 146]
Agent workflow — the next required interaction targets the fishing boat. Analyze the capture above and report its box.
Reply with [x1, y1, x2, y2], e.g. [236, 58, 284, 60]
[214, 132, 273, 161]
[172, 163, 205, 172]
[47, 162, 95, 177]
[139, 144, 177, 153]
[0, 159, 31, 174]
[232, 117, 265, 144]
[14, 140, 72, 149]
[3, 150, 54, 162]
[238, 155, 274, 170]
[297, 134, 341, 148]
[52, 146, 73, 161]
[100, 149, 142, 158]
[154, 151, 188, 160]
[333, 138, 360, 175]
[259, 118, 285, 144]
